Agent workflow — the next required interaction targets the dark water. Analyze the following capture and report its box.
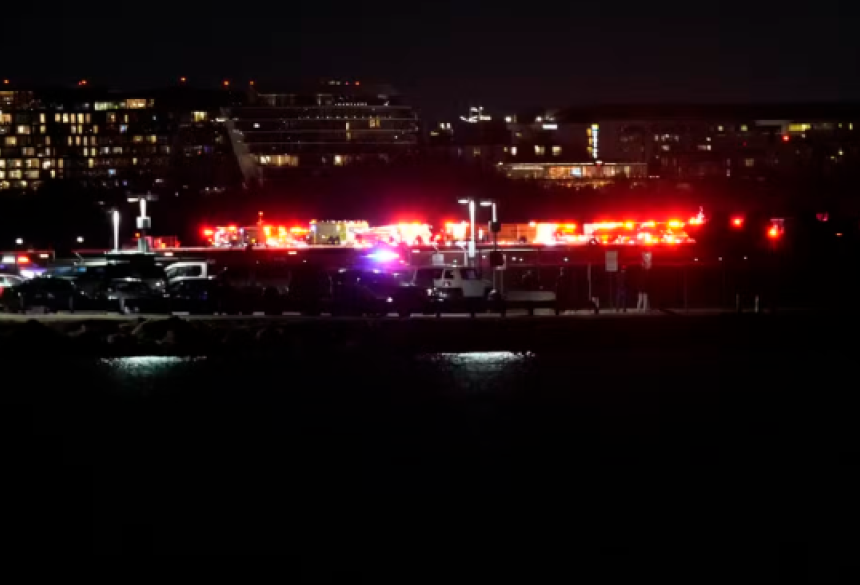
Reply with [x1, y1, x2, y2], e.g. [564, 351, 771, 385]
[5, 345, 860, 576]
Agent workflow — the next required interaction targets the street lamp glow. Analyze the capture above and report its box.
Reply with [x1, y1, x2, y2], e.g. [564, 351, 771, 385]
[112, 210, 120, 252]
[479, 201, 493, 207]
[76, 236, 84, 243]
[15, 238, 23, 245]
[457, 199, 470, 205]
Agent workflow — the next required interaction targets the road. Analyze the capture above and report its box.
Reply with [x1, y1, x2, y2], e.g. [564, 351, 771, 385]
[0, 307, 769, 322]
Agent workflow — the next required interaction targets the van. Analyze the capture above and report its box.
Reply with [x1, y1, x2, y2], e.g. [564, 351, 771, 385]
[164, 261, 210, 284]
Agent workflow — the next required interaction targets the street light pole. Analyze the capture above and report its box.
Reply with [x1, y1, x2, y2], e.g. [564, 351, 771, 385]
[112, 210, 120, 252]
[468, 199, 476, 265]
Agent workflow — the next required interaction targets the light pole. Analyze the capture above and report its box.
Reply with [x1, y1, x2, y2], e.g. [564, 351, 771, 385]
[127, 193, 153, 253]
[457, 198, 477, 265]
[112, 210, 120, 252]
[480, 200, 500, 289]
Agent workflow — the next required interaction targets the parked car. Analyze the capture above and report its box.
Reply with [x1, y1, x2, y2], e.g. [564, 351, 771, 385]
[396, 266, 492, 314]
[0, 277, 88, 313]
[0, 274, 25, 297]
[333, 269, 428, 317]
[94, 278, 160, 313]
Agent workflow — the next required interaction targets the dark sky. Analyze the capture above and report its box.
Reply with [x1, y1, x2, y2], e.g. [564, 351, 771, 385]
[4, 1, 858, 118]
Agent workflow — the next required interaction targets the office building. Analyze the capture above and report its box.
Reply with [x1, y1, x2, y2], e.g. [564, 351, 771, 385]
[0, 84, 239, 193]
[227, 80, 421, 184]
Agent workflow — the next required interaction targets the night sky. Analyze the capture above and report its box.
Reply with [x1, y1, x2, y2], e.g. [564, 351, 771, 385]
[4, 1, 858, 118]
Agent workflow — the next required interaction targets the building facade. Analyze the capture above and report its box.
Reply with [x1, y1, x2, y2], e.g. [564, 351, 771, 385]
[227, 81, 421, 184]
[0, 85, 239, 194]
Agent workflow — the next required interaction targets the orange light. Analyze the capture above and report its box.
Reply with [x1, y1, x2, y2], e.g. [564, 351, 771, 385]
[227, 225, 237, 232]
[202, 228, 214, 237]
[768, 226, 779, 238]
[2, 79, 9, 85]
[288, 251, 298, 255]
[782, 135, 790, 142]
[180, 76, 187, 83]
[134, 232, 140, 238]
[355, 81, 360, 86]
[529, 221, 536, 227]
[732, 217, 744, 227]
[16, 256, 29, 264]
[624, 222, 634, 230]
[668, 220, 683, 228]
[223, 80, 230, 87]
[250, 80, 255, 86]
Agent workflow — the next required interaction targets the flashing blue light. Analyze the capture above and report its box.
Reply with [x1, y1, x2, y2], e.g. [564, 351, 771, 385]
[367, 250, 399, 262]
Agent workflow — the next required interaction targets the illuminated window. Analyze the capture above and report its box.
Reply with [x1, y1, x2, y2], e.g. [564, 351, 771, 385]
[0, 160, 4, 168]
[67, 136, 73, 146]
[112, 146, 123, 154]
[41, 159, 52, 170]
[39, 125, 46, 134]
[85, 113, 91, 124]
[369, 118, 380, 128]
[534, 146, 545, 156]
[788, 123, 812, 132]
[552, 146, 562, 157]
[123, 114, 129, 123]
[147, 135, 157, 144]
[16, 125, 30, 134]
[9, 170, 22, 179]
[334, 154, 344, 166]
[25, 170, 39, 180]
[92, 125, 98, 134]
[62, 113, 69, 123]
[39, 113, 45, 124]
[21, 147, 34, 156]
[744, 158, 755, 167]
[57, 159, 63, 169]
[192, 111, 208, 122]
[75, 136, 81, 146]
[54, 113, 61, 123]
[0, 113, 11, 124]
[25, 158, 38, 169]
[510, 147, 517, 156]
[133, 135, 144, 143]
[82, 147, 88, 157]
[107, 112, 117, 123]
[0, 171, 4, 179]
[126, 99, 147, 109]
[88, 158, 94, 168]
[132, 157, 138, 165]
[50, 170, 55, 178]
[5, 136, 16, 146]
[120, 125, 128, 134]
[740, 124, 748, 132]
[45, 136, 50, 146]
[9, 159, 22, 168]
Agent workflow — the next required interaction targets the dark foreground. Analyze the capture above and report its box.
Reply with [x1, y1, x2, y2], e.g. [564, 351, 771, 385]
[3, 313, 859, 577]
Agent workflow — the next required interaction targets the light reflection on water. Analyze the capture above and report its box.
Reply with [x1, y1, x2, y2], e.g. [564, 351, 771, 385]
[432, 351, 532, 366]
[100, 356, 207, 372]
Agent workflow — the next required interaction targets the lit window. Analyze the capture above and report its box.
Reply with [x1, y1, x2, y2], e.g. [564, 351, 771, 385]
[147, 135, 157, 144]
[788, 123, 812, 133]
[45, 136, 51, 146]
[25, 158, 39, 168]
[62, 113, 69, 123]
[126, 99, 147, 109]
[334, 154, 344, 166]
[552, 146, 562, 156]
[82, 147, 88, 156]
[133, 136, 144, 144]
[120, 125, 127, 134]
[9, 170, 22, 179]
[744, 158, 755, 167]
[511, 147, 517, 156]
[85, 113, 91, 124]
[25, 170, 39, 180]
[112, 146, 123, 154]
[75, 136, 81, 146]
[107, 113, 117, 123]
[22, 147, 34, 156]
[192, 111, 208, 122]
[39, 113, 45, 124]
[88, 158, 94, 168]
[42, 159, 52, 170]
[123, 114, 129, 123]
[9, 159, 22, 168]
[0, 160, 4, 168]
[740, 124, 748, 132]
[108, 169, 116, 176]
[16, 125, 30, 135]
[57, 159, 63, 169]
[67, 136, 73, 146]
[54, 113, 61, 123]
[50, 170, 55, 178]
[0, 171, 4, 179]
[92, 125, 98, 134]
[5, 136, 16, 146]
[535, 146, 545, 156]
[132, 157, 138, 165]
[39, 125, 46, 134]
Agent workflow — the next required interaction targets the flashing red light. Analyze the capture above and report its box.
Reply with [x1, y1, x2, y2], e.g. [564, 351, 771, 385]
[732, 217, 744, 227]
[78, 79, 88, 86]
[202, 228, 214, 237]
[768, 226, 780, 238]
[782, 134, 790, 143]
[16, 256, 29, 264]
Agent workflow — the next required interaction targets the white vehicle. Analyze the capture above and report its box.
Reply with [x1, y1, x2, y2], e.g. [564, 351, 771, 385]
[399, 265, 492, 304]
[164, 261, 211, 284]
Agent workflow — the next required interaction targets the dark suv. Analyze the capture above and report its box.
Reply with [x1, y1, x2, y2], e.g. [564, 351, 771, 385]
[0, 277, 88, 313]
